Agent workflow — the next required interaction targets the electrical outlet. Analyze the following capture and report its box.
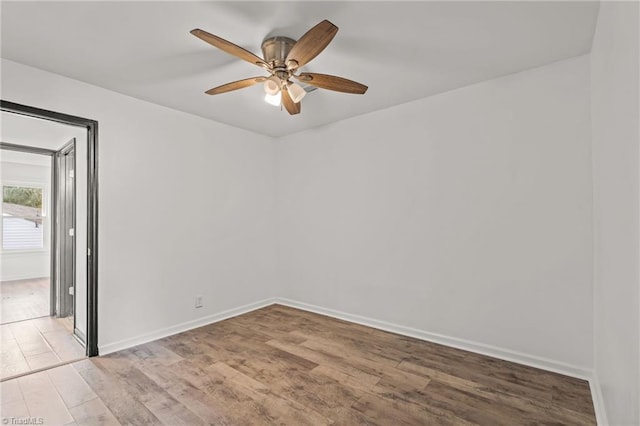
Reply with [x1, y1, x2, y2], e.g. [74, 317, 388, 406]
[195, 295, 203, 308]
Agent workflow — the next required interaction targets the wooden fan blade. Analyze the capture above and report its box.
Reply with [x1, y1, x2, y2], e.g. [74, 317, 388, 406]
[285, 20, 338, 68]
[281, 87, 301, 115]
[191, 29, 267, 68]
[296, 73, 368, 94]
[205, 77, 266, 95]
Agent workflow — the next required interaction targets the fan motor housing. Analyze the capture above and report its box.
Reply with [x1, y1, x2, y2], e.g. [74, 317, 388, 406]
[261, 36, 296, 67]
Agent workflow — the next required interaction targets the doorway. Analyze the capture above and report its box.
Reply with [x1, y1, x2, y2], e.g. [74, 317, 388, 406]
[0, 101, 98, 378]
[0, 143, 86, 379]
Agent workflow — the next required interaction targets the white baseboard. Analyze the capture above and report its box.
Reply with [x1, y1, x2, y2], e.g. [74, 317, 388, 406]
[274, 297, 594, 381]
[98, 297, 277, 355]
[589, 374, 608, 425]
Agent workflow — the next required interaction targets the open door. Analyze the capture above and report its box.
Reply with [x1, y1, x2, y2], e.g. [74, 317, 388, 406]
[55, 139, 76, 323]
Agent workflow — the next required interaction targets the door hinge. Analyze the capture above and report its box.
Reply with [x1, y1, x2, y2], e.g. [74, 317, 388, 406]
[87, 248, 91, 256]
[69, 170, 75, 179]
[69, 287, 74, 296]
[69, 228, 75, 237]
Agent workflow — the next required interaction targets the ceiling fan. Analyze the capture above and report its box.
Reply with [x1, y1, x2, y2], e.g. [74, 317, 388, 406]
[190, 20, 368, 115]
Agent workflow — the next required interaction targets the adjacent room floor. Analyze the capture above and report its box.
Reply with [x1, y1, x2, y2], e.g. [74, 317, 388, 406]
[0, 316, 85, 380]
[1, 277, 85, 380]
[0, 305, 596, 425]
[0, 278, 50, 324]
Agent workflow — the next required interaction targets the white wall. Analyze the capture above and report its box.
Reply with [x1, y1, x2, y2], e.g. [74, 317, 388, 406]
[277, 55, 594, 370]
[0, 111, 86, 151]
[590, 2, 640, 424]
[0, 159, 52, 281]
[1, 59, 277, 351]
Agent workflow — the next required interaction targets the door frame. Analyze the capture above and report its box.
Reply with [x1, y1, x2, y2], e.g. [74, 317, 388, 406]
[1, 100, 99, 357]
[55, 139, 77, 325]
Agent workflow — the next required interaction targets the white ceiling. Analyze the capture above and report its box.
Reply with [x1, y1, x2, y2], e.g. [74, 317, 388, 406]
[1, 1, 599, 137]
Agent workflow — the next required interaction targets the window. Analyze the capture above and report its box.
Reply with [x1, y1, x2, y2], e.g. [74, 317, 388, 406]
[2, 185, 45, 250]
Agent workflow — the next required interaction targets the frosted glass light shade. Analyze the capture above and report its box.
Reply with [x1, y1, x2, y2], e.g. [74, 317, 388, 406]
[288, 82, 306, 103]
[264, 77, 281, 95]
[264, 91, 282, 106]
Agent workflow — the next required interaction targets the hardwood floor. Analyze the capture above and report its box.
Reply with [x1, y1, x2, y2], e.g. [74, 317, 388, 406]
[1, 316, 86, 380]
[0, 305, 596, 425]
[1, 277, 50, 324]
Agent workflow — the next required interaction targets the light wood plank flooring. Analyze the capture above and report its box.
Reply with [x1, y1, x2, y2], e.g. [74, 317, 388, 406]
[1, 278, 50, 324]
[0, 305, 596, 425]
[1, 316, 85, 380]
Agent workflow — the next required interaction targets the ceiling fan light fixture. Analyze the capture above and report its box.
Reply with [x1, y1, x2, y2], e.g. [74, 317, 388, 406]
[287, 82, 307, 103]
[191, 20, 368, 116]
[264, 91, 282, 106]
[264, 76, 281, 95]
